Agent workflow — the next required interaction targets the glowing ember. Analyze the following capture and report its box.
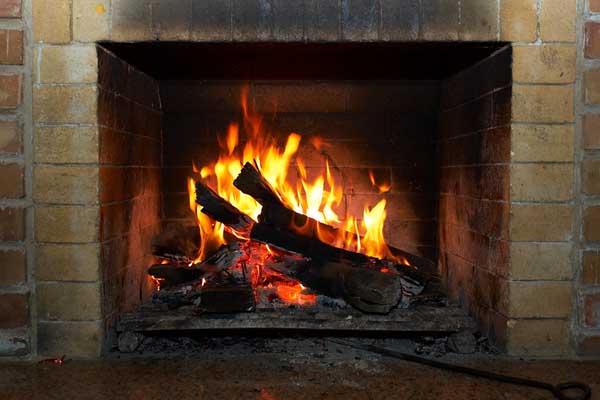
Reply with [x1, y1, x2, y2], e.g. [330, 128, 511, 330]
[187, 86, 403, 305]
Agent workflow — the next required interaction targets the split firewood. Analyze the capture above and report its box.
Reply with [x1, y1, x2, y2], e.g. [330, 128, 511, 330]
[234, 162, 436, 275]
[195, 180, 255, 235]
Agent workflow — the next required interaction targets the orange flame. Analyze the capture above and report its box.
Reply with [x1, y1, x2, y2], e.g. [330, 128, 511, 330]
[276, 283, 316, 306]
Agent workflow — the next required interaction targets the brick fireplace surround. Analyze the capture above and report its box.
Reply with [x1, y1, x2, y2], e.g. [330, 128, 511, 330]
[0, 0, 599, 359]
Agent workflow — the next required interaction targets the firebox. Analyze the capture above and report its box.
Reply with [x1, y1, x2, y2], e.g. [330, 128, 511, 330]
[95, 42, 511, 346]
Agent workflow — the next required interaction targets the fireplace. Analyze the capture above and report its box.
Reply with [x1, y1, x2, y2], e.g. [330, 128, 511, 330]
[90, 41, 512, 347]
[4, 0, 584, 360]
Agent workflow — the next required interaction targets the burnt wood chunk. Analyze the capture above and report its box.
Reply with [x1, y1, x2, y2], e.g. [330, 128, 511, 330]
[148, 264, 203, 287]
[233, 161, 282, 205]
[195, 180, 255, 234]
[196, 283, 255, 313]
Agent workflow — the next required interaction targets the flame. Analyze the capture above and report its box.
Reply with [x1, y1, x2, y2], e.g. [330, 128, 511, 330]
[276, 283, 316, 306]
[369, 170, 391, 193]
[186, 85, 404, 305]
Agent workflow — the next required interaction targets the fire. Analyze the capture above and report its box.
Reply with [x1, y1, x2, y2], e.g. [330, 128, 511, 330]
[276, 283, 317, 306]
[187, 86, 402, 305]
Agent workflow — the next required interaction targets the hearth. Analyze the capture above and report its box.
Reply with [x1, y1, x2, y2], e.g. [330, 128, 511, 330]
[95, 42, 511, 346]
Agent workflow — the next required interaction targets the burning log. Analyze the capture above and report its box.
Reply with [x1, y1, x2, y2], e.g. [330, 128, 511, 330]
[148, 243, 246, 287]
[195, 180, 255, 234]
[196, 283, 255, 313]
[234, 162, 436, 274]
[269, 260, 402, 314]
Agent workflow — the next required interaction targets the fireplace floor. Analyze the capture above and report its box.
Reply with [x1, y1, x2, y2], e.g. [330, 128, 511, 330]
[117, 302, 473, 334]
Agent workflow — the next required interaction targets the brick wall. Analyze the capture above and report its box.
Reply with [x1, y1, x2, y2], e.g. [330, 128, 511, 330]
[13, 0, 585, 358]
[438, 46, 512, 346]
[0, 0, 29, 357]
[97, 47, 162, 347]
[160, 80, 440, 258]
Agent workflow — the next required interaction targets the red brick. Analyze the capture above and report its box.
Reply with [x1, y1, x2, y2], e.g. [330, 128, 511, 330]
[584, 293, 600, 328]
[0, 74, 22, 108]
[577, 335, 600, 356]
[0, 293, 28, 328]
[0, 249, 25, 284]
[584, 114, 600, 149]
[0, 163, 24, 198]
[0, 120, 21, 154]
[591, 0, 600, 12]
[0, 207, 25, 241]
[0, 0, 21, 18]
[0, 30, 23, 65]
[586, 22, 600, 59]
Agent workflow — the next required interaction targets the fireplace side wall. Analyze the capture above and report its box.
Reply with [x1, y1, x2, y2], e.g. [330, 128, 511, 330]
[96, 47, 162, 348]
[438, 47, 512, 347]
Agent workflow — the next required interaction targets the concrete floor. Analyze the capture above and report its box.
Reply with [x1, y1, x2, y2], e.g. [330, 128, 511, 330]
[1, 337, 599, 400]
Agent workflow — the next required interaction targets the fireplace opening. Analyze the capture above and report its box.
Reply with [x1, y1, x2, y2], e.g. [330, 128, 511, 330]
[96, 42, 511, 345]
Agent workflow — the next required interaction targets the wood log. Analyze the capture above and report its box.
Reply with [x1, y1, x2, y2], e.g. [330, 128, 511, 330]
[269, 260, 403, 314]
[233, 161, 282, 205]
[196, 283, 255, 313]
[195, 180, 255, 235]
[148, 264, 203, 286]
[234, 162, 436, 275]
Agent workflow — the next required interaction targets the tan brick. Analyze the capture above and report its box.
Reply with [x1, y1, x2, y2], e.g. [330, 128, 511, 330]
[512, 85, 574, 123]
[0, 29, 23, 65]
[37, 282, 101, 321]
[40, 46, 97, 84]
[34, 126, 98, 164]
[508, 282, 572, 318]
[37, 244, 100, 282]
[510, 242, 572, 280]
[33, 86, 97, 124]
[38, 321, 102, 358]
[584, 69, 600, 104]
[583, 114, 600, 149]
[500, 0, 537, 42]
[459, 0, 498, 41]
[35, 206, 98, 243]
[0, 293, 28, 328]
[592, 0, 600, 12]
[33, 0, 71, 43]
[0, 249, 26, 284]
[0, 0, 21, 18]
[540, 0, 576, 42]
[507, 319, 570, 357]
[510, 164, 573, 201]
[111, 0, 152, 41]
[0, 163, 24, 198]
[0, 120, 21, 154]
[512, 45, 576, 83]
[583, 251, 600, 285]
[73, 0, 110, 42]
[34, 166, 98, 205]
[585, 22, 600, 59]
[512, 124, 573, 162]
[511, 204, 572, 241]
[0, 207, 24, 241]
[584, 206, 600, 241]
[583, 159, 600, 195]
[0, 74, 22, 108]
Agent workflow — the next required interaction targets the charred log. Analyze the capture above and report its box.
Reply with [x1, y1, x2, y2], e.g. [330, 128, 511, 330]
[148, 264, 203, 287]
[233, 161, 282, 205]
[195, 180, 255, 234]
[196, 283, 255, 313]
[234, 162, 436, 274]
